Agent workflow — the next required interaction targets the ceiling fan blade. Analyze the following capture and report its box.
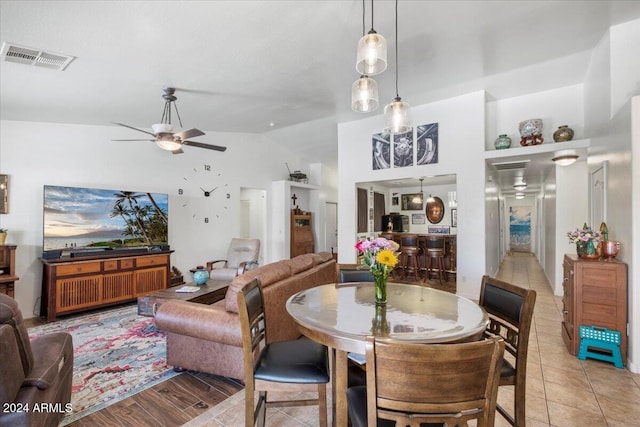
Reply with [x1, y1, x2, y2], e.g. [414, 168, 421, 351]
[171, 148, 184, 155]
[182, 140, 227, 152]
[111, 138, 155, 142]
[176, 128, 205, 140]
[111, 122, 156, 137]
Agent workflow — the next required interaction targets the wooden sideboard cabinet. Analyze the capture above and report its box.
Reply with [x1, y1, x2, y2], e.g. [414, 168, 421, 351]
[291, 212, 314, 258]
[0, 245, 19, 297]
[561, 254, 628, 364]
[41, 251, 171, 321]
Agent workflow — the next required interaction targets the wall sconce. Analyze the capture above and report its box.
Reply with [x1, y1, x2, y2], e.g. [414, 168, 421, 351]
[552, 155, 579, 166]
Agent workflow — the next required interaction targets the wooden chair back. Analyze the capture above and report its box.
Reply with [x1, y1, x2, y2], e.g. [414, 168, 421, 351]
[479, 275, 537, 427]
[364, 336, 504, 427]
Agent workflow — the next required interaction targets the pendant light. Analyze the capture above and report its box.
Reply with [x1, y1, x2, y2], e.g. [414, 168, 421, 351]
[355, 0, 387, 76]
[412, 178, 424, 204]
[383, 0, 411, 134]
[352, 0, 379, 112]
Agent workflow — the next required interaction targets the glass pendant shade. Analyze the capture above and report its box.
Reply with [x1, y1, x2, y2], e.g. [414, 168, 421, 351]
[383, 96, 412, 134]
[351, 75, 379, 112]
[356, 31, 387, 76]
[156, 133, 181, 151]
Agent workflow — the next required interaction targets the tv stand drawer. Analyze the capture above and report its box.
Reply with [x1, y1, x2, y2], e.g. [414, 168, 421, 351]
[56, 261, 102, 276]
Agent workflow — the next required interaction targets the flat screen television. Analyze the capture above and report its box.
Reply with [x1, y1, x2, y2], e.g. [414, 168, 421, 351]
[43, 185, 168, 254]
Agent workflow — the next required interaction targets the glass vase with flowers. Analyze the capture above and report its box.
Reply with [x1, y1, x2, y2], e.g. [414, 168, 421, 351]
[567, 225, 602, 259]
[355, 238, 400, 305]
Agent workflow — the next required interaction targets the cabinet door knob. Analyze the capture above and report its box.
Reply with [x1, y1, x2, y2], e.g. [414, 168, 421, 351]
[562, 310, 569, 314]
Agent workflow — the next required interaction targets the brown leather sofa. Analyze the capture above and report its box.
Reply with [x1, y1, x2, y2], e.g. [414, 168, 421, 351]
[155, 252, 336, 381]
[0, 294, 73, 427]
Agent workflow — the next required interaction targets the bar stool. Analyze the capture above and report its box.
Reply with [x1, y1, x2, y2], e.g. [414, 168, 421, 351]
[399, 234, 420, 282]
[424, 235, 447, 284]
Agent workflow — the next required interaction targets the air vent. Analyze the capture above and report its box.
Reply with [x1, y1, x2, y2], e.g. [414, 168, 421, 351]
[1, 42, 75, 71]
[490, 160, 530, 171]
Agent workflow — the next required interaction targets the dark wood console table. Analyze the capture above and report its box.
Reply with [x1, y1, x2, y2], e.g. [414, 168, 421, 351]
[0, 245, 19, 297]
[40, 250, 172, 321]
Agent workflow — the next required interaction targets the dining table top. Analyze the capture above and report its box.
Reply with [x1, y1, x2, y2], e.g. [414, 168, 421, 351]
[286, 282, 489, 353]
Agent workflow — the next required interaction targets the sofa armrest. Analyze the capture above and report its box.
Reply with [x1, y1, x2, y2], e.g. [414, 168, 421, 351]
[155, 300, 242, 347]
[26, 332, 73, 390]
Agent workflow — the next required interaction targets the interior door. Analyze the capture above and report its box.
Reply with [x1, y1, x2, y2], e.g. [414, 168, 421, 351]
[325, 202, 338, 257]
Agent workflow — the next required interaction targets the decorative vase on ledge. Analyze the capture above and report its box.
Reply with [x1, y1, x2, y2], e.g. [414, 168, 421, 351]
[494, 134, 512, 150]
[553, 125, 574, 142]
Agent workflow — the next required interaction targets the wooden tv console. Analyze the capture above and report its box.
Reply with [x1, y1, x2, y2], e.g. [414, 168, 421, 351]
[40, 250, 172, 321]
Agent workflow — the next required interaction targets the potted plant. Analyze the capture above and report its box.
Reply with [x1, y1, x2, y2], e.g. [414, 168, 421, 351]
[0, 228, 6, 246]
[567, 225, 602, 259]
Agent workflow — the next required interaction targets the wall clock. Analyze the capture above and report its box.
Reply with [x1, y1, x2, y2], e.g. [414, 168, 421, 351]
[178, 163, 230, 223]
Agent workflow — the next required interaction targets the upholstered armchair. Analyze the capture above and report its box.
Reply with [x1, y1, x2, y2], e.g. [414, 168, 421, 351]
[206, 238, 260, 281]
[0, 294, 73, 427]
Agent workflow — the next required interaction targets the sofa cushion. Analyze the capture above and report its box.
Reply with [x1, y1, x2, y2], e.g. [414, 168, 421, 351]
[0, 324, 24, 405]
[289, 253, 315, 274]
[224, 260, 291, 313]
[313, 252, 333, 266]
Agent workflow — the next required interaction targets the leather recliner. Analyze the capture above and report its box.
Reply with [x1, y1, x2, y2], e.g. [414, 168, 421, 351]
[0, 294, 73, 427]
[206, 237, 261, 281]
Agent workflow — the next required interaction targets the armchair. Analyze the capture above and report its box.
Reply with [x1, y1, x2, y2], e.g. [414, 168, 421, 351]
[0, 294, 73, 427]
[206, 238, 260, 281]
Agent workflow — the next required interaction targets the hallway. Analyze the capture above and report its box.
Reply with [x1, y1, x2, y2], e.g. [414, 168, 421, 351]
[494, 253, 640, 426]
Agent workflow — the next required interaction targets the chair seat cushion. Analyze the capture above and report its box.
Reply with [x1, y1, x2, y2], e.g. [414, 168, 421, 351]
[345, 385, 395, 427]
[254, 337, 329, 384]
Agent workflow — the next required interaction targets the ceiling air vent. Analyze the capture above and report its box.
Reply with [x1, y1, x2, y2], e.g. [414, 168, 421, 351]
[490, 160, 530, 171]
[1, 42, 75, 71]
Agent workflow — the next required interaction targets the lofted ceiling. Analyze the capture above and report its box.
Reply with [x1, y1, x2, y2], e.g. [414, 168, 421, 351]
[1, 1, 639, 191]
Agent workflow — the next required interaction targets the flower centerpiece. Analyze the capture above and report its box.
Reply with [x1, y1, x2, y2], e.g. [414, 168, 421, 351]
[355, 238, 399, 305]
[567, 225, 602, 259]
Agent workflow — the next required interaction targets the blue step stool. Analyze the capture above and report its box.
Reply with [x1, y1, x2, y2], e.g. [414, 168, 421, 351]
[578, 325, 624, 368]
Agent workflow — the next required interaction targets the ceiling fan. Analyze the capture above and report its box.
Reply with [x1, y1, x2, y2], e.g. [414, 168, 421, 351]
[111, 87, 226, 154]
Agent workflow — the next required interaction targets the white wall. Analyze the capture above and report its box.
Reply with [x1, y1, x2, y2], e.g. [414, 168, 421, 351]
[339, 91, 486, 299]
[0, 120, 332, 318]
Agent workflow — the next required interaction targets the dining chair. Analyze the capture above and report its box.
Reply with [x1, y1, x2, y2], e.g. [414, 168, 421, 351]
[237, 278, 330, 427]
[339, 268, 375, 283]
[346, 336, 505, 427]
[479, 275, 537, 427]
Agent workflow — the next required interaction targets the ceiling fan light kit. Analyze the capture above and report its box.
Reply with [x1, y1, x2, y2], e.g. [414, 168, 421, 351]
[112, 87, 227, 153]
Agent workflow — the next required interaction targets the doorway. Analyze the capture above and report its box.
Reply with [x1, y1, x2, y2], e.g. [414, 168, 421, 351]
[240, 188, 267, 265]
[325, 202, 338, 259]
[509, 206, 532, 253]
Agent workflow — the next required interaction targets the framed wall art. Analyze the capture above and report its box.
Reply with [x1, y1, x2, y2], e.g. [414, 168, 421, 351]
[401, 193, 423, 211]
[451, 208, 457, 227]
[417, 123, 438, 165]
[393, 131, 413, 168]
[372, 132, 391, 170]
[412, 213, 426, 224]
[426, 196, 445, 223]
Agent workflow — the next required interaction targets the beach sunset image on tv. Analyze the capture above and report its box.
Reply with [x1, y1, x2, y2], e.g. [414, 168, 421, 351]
[43, 185, 168, 252]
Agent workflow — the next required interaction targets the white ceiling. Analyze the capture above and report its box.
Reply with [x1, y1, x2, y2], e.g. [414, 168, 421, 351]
[2, 1, 639, 189]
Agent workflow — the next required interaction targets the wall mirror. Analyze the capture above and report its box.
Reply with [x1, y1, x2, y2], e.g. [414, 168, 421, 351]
[0, 175, 7, 214]
[426, 196, 444, 224]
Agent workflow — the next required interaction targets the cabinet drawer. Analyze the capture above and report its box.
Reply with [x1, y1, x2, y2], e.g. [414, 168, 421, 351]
[121, 259, 134, 269]
[103, 260, 119, 271]
[135, 255, 167, 268]
[56, 262, 102, 277]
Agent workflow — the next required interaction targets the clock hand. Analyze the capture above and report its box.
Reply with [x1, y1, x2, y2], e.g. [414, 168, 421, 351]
[209, 187, 218, 193]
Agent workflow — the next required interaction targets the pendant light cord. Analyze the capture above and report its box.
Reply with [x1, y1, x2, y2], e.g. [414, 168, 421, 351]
[370, 0, 374, 31]
[394, 0, 399, 98]
[362, 0, 366, 36]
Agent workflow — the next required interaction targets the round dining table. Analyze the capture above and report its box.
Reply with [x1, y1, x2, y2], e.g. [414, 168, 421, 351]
[286, 282, 489, 427]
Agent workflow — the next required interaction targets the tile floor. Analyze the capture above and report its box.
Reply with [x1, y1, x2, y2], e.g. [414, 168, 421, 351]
[189, 253, 640, 426]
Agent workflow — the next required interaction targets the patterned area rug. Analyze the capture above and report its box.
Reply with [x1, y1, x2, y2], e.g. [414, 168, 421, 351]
[28, 304, 179, 425]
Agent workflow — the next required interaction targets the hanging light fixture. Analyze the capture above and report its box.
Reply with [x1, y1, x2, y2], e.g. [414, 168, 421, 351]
[513, 181, 527, 191]
[383, 0, 411, 134]
[352, 0, 379, 112]
[412, 178, 424, 204]
[355, 0, 387, 76]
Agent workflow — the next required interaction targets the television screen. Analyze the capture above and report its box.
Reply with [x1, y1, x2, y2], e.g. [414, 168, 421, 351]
[43, 185, 168, 252]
